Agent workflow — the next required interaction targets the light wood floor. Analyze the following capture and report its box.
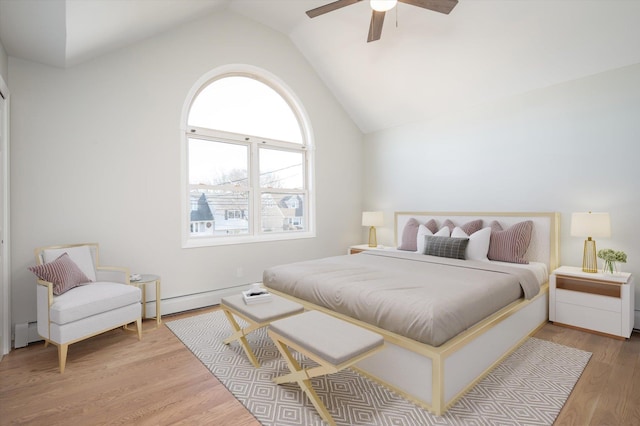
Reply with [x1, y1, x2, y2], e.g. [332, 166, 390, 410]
[1, 306, 639, 425]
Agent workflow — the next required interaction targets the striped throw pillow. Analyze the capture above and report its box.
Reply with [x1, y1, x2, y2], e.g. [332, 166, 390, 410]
[424, 235, 469, 260]
[487, 220, 533, 264]
[29, 252, 93, 295]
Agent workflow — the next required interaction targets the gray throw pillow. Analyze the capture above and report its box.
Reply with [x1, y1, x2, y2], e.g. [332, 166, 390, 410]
[424, 235, 469, 260]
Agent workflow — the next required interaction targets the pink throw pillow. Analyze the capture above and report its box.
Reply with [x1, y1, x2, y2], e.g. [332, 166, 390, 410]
[29, 253, 93, 295]
[487, 220, 533, 264]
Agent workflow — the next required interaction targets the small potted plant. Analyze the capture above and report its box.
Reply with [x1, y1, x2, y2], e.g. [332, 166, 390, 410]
[597, 248, 627, 274]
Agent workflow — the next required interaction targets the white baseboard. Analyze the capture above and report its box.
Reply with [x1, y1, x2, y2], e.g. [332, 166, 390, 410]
[14, 322, 41, 347]
[157, 285, 253, 317]
[14, 322, 28, 347]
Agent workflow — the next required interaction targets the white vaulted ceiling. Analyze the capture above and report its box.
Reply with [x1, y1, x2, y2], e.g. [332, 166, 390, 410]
[1, 0, 639, 133]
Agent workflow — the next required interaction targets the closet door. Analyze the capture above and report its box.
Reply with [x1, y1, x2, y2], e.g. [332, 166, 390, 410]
[0, 79, 10, 357]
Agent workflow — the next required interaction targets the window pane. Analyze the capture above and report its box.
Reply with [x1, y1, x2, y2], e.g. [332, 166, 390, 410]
[259, 148, 303, 190]
[261, 193, 305, 233]
[188, 76, 303, 144]
[190, 190, 249, 236]
[188, 138, 248, 186]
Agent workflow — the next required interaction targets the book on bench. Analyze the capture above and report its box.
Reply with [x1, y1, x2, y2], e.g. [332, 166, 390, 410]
[242, 289, 272, 305]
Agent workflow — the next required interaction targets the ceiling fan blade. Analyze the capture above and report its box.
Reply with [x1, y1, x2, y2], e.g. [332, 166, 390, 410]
[367, 10, 385, 42]
[398, 0, 458, 14]
[306, 0, 363, 18]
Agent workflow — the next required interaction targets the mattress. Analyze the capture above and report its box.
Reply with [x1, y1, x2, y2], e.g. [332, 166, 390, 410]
[263, 250, 543, 347]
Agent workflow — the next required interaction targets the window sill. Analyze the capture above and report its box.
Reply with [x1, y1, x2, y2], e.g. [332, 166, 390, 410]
[182, 231, 316, 248]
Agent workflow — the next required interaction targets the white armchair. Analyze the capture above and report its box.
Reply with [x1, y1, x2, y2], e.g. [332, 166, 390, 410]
[31, 243, 142, 373]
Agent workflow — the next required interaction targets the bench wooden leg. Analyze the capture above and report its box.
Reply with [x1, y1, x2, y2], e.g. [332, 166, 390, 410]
[221, 309, 261, 368]
[269, 332, 336, 426]
[273, 364, 336, 384]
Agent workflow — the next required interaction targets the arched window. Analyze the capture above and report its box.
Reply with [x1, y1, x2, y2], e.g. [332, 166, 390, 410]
[182, 66, 314, 247]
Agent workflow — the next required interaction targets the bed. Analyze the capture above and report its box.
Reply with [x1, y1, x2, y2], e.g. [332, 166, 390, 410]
[264, 212, 559, 415]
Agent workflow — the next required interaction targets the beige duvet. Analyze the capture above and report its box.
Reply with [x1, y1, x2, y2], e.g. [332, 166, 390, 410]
[263, 250, 541, 347]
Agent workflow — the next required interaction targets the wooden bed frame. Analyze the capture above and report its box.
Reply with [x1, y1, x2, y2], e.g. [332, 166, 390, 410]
[267, 211, 559, 416]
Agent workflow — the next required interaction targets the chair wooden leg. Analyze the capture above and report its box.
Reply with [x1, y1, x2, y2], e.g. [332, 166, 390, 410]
[58, 344, 68, 374]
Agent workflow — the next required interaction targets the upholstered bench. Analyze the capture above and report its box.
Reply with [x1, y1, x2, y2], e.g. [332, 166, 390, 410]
[268, 310, 385, 426]
[220, 293, 303, 367]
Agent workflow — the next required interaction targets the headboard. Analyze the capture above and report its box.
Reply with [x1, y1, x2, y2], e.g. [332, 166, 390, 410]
[394, 212, 560, 272]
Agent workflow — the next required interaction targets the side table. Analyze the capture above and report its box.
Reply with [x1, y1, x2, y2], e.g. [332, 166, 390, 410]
[131, 274, 162, 330]
[549, 266, 634, 339]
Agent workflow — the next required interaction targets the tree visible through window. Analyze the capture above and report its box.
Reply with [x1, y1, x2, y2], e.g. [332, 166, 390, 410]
[183, 71, 313, 246]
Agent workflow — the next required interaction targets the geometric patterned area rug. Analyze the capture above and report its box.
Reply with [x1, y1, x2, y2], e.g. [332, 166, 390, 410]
[166, 311, 591, 426]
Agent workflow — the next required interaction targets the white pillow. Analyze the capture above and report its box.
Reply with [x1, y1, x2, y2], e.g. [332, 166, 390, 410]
[451, 226, 491, 261]
[417, 225, 450, 254]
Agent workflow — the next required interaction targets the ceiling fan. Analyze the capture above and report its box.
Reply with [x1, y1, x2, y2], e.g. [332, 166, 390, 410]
[306, 0, 458, 42]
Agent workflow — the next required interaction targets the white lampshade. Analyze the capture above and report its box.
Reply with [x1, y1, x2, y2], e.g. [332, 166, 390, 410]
[362, 211, 384, 227]
[570, 212, 611, 238]
[370, 0, 397, 12]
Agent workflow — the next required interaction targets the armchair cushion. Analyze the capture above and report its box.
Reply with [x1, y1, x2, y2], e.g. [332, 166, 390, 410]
[43, 245, 97, 282]
[29, 253, 92, 295]
[50, 282, 142, 325]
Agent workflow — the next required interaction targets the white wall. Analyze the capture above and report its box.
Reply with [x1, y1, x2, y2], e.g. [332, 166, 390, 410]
[10, 11, 363, 326]
[0, 39, 7, 84]
[364, 64, 640, 312]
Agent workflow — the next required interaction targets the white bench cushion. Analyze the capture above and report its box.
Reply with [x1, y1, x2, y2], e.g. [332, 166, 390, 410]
[221, 294, 303, 324]
[50, 282, 141, 325]
[270, 310, 383, 365]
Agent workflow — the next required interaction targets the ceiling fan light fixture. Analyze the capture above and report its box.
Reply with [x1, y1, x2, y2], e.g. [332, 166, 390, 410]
[370, 0, 397, 12]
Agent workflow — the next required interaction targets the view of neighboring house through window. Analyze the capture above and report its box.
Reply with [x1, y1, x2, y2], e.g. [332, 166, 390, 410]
[184, 72, 313, 246]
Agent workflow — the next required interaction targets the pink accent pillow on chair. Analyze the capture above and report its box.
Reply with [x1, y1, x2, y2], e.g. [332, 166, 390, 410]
[29, 253, 93, 295]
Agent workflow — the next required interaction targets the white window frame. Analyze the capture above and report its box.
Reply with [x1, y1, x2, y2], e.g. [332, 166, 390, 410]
[180, 65, 315, 248]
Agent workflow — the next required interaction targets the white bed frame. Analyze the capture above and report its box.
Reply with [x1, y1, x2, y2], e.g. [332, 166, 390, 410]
[269, 212, 559, 416]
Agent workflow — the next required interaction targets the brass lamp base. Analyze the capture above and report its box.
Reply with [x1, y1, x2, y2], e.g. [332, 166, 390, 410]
[368, 226, 377, 247]
[582, 237, 598, 273]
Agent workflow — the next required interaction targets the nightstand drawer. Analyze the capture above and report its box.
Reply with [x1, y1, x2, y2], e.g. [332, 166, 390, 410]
[555, 274, 621, 298]
[555, 301, 622, 336]
[555, 288, 621, 312]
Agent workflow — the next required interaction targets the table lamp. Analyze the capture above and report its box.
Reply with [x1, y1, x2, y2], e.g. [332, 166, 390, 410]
[570, 212, 610, 273]
[362, 211, 384, 247]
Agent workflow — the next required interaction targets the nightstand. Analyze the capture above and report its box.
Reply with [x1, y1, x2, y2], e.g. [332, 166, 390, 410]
[549, 266, 634, 339]
[348, 244, 394, 254]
